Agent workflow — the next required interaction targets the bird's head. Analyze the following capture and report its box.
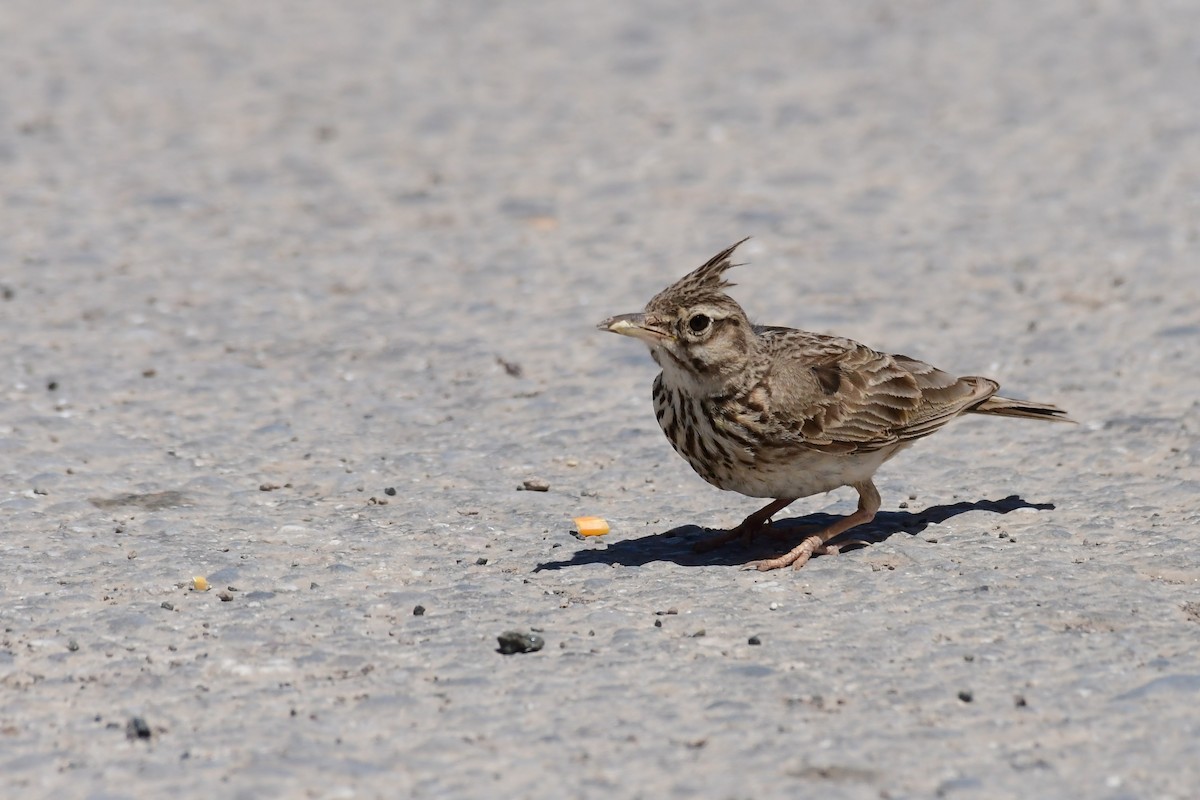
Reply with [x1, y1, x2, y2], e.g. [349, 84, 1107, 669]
[598, 239, 756, 393]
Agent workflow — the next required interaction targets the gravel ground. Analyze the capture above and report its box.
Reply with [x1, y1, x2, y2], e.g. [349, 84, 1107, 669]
[2, 2, 1199, 798]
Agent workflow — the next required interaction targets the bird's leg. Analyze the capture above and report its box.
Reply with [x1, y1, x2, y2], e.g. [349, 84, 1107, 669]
[692, 497, 797, 554]
[746, 481, 881, 571]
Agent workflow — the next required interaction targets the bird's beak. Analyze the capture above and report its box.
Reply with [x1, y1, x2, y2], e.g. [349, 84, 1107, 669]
[597, 313, 670, 342]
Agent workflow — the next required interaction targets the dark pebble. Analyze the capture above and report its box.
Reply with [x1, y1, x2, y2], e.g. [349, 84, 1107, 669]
[161, 602, 174, 611]
[67, 639, 79, 651]
[497, 631, 545, 654]
[958, 690, 974, 703]
[384, 487, 397, 496]
[748, 635, 762, 645]
[654, 619, 662, 628]
[475, 557, 488, 565]
[1014, 695, 1028, 708]
[520, 478, 550, 492]
[496, 355, 524, 378]
[413, 605, 426, 616]
[126, 717, 152, 740]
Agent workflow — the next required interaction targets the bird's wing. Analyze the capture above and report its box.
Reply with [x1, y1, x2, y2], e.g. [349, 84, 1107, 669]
[755, 329, 996, 454]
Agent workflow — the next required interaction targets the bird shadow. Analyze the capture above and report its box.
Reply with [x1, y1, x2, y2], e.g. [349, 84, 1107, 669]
[534, 495, 1054, 571]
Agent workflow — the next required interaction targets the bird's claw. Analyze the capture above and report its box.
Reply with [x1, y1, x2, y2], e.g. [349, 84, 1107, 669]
[741, 532, 865, 572]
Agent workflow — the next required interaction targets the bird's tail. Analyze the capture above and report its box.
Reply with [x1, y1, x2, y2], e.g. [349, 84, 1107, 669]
[968, 390, 1075, 423]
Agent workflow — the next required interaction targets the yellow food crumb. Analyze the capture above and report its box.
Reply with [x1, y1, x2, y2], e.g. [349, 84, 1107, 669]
[573, 516, 610, 537]
[192, 576, 209, 591]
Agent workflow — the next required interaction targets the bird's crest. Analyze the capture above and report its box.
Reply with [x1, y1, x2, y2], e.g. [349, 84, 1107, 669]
[648, 238, 750, 309]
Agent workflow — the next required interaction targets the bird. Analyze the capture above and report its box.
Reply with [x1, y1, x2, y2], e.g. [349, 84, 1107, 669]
[598, 239, 1073, 571]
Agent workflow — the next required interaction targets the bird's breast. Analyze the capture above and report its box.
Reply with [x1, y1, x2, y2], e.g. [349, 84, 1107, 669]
[651, 373, 899, 499]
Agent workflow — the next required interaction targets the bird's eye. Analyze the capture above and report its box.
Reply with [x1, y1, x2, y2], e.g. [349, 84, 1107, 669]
[687, 314, 711, 334]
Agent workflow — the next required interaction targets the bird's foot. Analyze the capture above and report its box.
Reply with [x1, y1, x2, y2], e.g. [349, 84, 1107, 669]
[694, 498, 801, 555]
[742, 534, 822, 571]
[742, 490, 880, 572]
[742, 534, 869, 571]
[694, 519, 823, 555]
[692, 522, 759, 554]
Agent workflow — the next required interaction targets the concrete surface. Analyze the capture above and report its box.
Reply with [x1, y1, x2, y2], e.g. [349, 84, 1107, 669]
[2, 1, 1198, 798]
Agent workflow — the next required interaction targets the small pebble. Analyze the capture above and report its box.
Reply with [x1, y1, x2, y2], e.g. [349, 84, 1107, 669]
[958, 690, 974, 703]
[126, 717, 152, 740]
[769, 602, 779, 611]
[384, 487, 397, 496]
[413, 605, 426, 616]
[161, 602, 174, 611]
[654, 619, 662, 628]
[475, 557, 488, 565]
[520, 478, 550, 492]
[67, 639, 79, 651]
[1014, 695, 1028, 708]
[496, 631, 545, 654]
[748, 635, 762, 646]
[495, 355, 524, 378]
[217, 591, 234, 602]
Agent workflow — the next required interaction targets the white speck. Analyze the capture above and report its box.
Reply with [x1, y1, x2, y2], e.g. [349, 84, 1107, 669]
[769, 602, 779, 611]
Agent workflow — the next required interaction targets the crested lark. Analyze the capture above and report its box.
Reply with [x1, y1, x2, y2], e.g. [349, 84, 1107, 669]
[599, 239, 1072, 571]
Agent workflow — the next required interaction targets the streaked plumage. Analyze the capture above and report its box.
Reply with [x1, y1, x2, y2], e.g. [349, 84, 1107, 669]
[600, 239, 1072, 571]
